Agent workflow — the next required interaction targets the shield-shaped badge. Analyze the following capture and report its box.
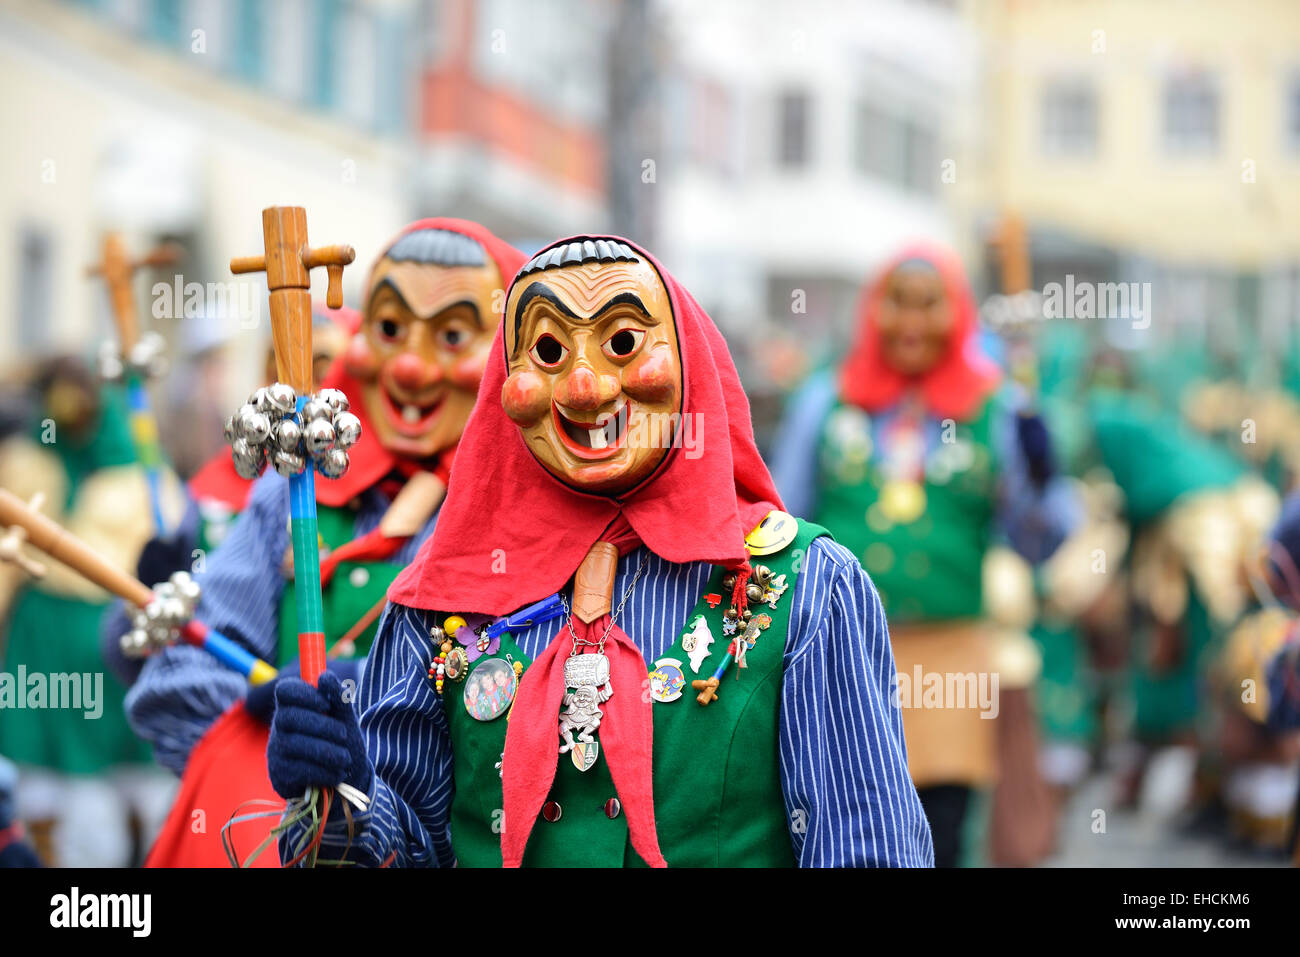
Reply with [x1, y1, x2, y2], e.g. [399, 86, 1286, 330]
[570, 740, 599, 772]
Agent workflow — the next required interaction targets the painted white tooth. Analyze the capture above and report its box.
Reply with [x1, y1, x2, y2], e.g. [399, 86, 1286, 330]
[588, 426, 608, 450]
[402, 404, 421, 424]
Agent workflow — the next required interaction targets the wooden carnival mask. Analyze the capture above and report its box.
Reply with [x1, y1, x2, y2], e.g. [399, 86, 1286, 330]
[344, 232, 505, 460]
[501, 245, 682, 495]
[876, 260, 955, 378]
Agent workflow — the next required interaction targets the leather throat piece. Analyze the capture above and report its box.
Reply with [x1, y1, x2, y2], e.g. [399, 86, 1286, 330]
[572, 541, 619, 623]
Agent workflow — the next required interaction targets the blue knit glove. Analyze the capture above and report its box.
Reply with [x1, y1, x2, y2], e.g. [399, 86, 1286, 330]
[1015, 412, 1056, 487]
[245, 657, 361, 725]
[267, 671, 372, 800]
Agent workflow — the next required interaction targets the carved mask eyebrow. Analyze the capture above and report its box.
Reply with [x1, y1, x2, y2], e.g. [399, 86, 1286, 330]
[510, 284, 652, 356]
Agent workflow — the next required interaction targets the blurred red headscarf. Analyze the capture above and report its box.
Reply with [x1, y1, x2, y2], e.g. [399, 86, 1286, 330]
[388, 235, 783, 616]
[839, 243, 999, 422]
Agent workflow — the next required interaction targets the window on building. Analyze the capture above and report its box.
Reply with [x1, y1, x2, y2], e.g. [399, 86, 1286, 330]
[265, 0, 310, 104]
[854, 100, 937, 195]
[1042, 79, 1098, 156]
[1287, 73, 1300, 152]
[16, 227, 53, 354]
[691, 77, 738, 177]
[903, 120, 938, 194]
[776, 90, 811, 169]
[1164, 71, 1219, 155]
[335, 3, 378, 128]
[854, 101, 902, 183]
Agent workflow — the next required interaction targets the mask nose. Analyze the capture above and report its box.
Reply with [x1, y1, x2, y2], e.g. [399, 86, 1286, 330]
[556, 363, 619, 411]
[388, 353, 443, 393]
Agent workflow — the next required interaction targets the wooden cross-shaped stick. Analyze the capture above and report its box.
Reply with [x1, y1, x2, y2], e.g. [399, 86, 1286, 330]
[86, 233, 183, 354]
[230, 207, 355, 395]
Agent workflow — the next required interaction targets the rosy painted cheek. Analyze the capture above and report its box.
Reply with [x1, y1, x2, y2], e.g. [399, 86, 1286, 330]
[342, 334, 381, 381]
[622, 345, 677, 403]
[501, 370, 551, 425]
[449, 351, 487, 390]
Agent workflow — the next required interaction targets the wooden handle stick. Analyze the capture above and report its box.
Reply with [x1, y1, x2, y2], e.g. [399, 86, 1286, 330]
[231, 207, 355, 684]
[86, 233, 182, 355]
[0, 487, 276, 684]
[87, 233, 184, 534]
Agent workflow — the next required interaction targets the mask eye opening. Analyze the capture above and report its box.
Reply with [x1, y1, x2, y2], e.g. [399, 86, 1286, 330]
[530, 333, 568, 368]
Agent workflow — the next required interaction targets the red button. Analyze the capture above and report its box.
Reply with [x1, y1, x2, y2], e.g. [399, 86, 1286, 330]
[604, 798, 621, 820]
[542, 801, 562, 823]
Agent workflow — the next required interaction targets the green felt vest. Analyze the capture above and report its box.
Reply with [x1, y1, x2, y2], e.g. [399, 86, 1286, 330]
[442, 519, 828, 867]
[275, 505, 400, 666]
[812, 398, 997, 624]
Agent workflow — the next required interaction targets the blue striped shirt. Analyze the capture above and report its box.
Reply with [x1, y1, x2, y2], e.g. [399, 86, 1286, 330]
[123, 470, 436, 774]
[287, 535, 935, 867]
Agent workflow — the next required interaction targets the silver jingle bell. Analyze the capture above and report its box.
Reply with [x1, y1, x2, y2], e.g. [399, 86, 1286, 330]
[250, 387, 273, 413]
[318, 388, 349, 414]
[316, 448, 350, 479]
[332, 411, 362, 450]
[266, 383, 297, 415]
[159, 596, 188, 627]
[231, 439, 265, 480]
[304, 418, 336, 455]
[273, 449, 306, 477]
[98, 342, 125, 382]
[238, 409, 272, 445]
[301, 397, 331, 423]
[223, 415, 237, 445]
[170, 570, 201, 605]
[275, 418, 303, 453]
[120, 628, 151, 659]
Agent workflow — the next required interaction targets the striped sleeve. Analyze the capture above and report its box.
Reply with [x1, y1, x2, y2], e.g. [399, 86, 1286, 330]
[123, 471, 289, 773]
[779, 537, 935, 867]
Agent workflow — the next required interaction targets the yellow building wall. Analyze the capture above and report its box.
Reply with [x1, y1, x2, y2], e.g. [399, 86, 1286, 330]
[964, 0, 1300, 268]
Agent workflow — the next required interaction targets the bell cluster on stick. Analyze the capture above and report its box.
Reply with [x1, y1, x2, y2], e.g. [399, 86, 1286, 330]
[224, 383, 362, 480]
[98, 332, 168, 382]
[120, 570, 202, 658]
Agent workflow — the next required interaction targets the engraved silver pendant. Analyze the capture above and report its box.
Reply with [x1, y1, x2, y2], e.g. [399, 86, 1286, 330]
[558, 653, 612, 771]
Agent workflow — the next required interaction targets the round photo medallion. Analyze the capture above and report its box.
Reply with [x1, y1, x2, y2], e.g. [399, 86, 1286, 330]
[464, 657, 517, 721]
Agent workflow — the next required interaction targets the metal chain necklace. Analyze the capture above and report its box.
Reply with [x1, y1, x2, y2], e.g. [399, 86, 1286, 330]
[555, 550, 650, 771]
[559, 550, 651, 655]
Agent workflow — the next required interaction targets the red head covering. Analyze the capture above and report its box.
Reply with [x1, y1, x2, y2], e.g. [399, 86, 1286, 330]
[387, 235, 783, 615]
[839, 242, 999, 422]
[314, 218, 527, 507]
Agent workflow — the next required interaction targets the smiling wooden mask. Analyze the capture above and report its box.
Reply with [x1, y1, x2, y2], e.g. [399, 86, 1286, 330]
[501, 244, 682, 495]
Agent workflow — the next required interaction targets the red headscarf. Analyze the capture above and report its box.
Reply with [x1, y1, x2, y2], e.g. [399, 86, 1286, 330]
[839, 243, 999, 422]
[314, 218, 527, 507]
[387, 236, 783, 615]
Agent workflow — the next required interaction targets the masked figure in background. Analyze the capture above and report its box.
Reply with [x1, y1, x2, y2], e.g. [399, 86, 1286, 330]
[1088, 382, 1278, 821]
[124, 220, 525, 867]
[1213, 493, 1300, 858]
[769, 246, 1078, 867]
[0, 357, 184, 866]
[101, 303, 355, 689]
[266, 236, 933, 867]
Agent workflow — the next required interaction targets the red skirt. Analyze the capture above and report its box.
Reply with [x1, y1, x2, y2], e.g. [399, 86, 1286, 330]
[145, 703, 280, 868]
